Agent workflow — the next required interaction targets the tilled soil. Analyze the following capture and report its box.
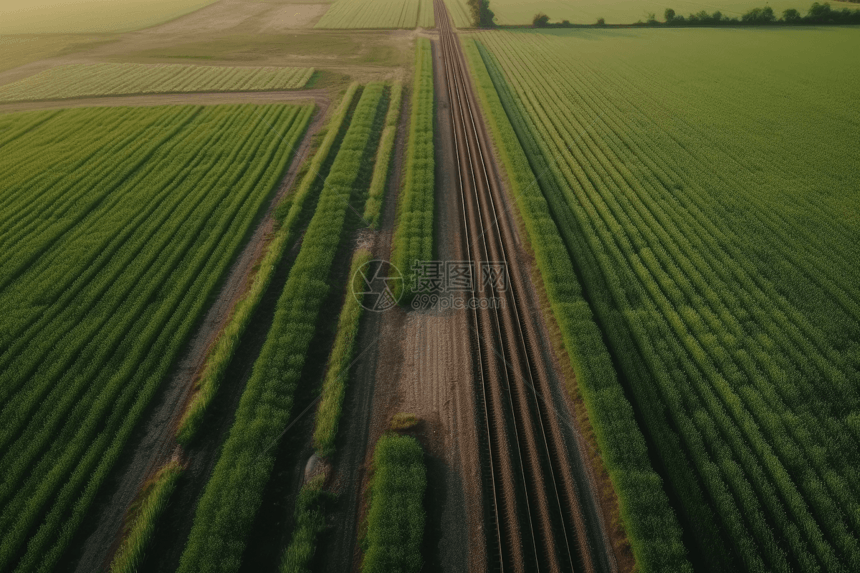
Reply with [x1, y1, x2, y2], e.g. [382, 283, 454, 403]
[59, 95, 330, 573]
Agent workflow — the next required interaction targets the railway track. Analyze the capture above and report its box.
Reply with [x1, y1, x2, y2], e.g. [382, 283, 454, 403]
[433, 3, 614, 572]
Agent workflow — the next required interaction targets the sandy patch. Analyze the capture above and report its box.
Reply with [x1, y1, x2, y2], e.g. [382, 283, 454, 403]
[259, 4, 330, 31]
[142, 0, 270, 34]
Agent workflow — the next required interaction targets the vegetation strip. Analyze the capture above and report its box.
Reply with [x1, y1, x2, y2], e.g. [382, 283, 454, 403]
[279, 475, 333, 573]
[361, 433, 426, 573]
[176, 84, 360, 444]
[391, 38, 434, 301]
[109, 460, 183, 573]
[363, 82, 402, 229]
[176, 83, 388, 573]
[0, 103, 311, 573]
[463, 37, 690, 571]
[0, 63, 315, 103]
[313, 249, 373, 457]
[475, 29, 860, 572]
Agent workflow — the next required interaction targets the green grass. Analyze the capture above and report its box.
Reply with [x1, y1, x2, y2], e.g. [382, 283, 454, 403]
[279, 475, 333, 573]
[0, 103, 311, 573]
[391, 38, 434, 301]
[316, 0, 434, 28]
[475, 27, 860, 572]
[363, 82, 403, 228]
[444, 0, 859, 25]
[362, 434, 426, 573]
[462, 36, 690, 573]
[0, 0, 219, 34]
[0, 63, 314, 103]
[0, 35, 116, 73]
[109, 460, 183, 573]
[176, 83, 388, 573]
[176, 84, 360, 445]
[313, 249, 373, 457]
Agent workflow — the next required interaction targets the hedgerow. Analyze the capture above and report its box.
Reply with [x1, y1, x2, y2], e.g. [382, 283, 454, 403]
[391, 38, 434, 301]
[176, 83, 388, 573]
[362, 434, 426, 573]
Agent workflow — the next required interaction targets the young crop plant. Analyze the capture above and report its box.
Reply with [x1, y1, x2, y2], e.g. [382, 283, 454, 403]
[473, 29, 860, 572]
[0, 63, 314, 102]
[176, 84, 361, 445]
[176, 84, 388, 573]
[313, 248, 373, 457]
[279, 475, 333, 573]
[462, 37, 691, 573]
[391, 37, 434, 302]
[0, 103, 312, 573]
[109, 460, 183, 573]
[363, 82, 403, 229]
[362, 434, 426, 573]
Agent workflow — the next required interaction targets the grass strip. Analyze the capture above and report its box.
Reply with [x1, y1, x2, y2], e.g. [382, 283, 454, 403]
[279, 475, 333, 573]
[176, 83, 386, 573]
[109, 460, 183, 573]
[391, 38, 434, 302]
[363, 82, 403, 229]
[175, 85, 359, 445]
[462, 37, 692, 572]
[312, 248, 373, 457]
[361, 434, 426, 573]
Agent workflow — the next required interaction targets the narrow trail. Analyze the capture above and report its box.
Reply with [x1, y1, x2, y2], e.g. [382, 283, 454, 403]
[434, 2, 616, 571]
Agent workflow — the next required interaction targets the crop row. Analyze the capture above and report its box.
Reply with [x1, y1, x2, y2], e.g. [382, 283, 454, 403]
[363, 82, 403, 228]
[0, 62, 314, 102]
[0, 103, 312, 572]
[176, 83, 388, 573]
[392, 37, 434, 300]
[315, 0, 429, 28]
[176, 83, 362, 444]
[462, 38, 691, 572]
[362, 433, 426, 573]
[476, 30, 860, 571]
[279, 475, 332, 573]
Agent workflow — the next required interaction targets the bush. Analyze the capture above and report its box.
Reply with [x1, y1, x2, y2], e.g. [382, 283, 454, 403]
[742, 5, 776, 23]
[783, 7, 802, 21]
[664, 8, 676, 21]
[533, 12, 550, 26]
[596, 17, 606, 25]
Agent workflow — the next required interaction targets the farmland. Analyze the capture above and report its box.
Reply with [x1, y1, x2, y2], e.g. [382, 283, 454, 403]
[316, 0, 434, 28]
[0, 63, 315, 103]
[471, 27, 860, 571]
[0, 0, 219, 34]
[0, 103, 312, 572]
[444, 0, 860, 24]
[2, 0, 859, 571]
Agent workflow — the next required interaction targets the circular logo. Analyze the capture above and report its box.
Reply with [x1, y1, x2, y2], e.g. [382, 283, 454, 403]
[352, 259, 403, 312]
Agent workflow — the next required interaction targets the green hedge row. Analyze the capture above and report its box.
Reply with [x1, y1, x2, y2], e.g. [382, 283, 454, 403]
[391, 38, 434, 301]
[462, 38, 692, 572]
[362, 434, 426, 573]
[176, 83, 387, 573]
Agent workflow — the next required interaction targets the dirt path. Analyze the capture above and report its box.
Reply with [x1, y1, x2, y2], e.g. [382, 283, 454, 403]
[60, 93, 331, 573]
[0, 89, 328, 113]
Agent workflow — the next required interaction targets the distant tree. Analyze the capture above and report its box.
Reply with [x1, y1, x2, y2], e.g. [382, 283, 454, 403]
[468, 0, 496, 27]
[646, 11, 658, 23]
[807, 1, 832, 20]
[741, 5, 776, 22]
[561, 19, 571, 25]
[664, 8, 676, 21]
[533, 12, 550, 26]
[782, 7, 802, 20]
[596, 17, 606, 25]
[712, 10, 723, 21]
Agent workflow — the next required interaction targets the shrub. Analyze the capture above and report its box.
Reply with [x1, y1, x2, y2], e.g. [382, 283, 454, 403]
[533, 12, 550, 26]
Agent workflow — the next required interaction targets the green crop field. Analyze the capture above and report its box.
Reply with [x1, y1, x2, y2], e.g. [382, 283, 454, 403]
[0, 103, 312, 573]
[316, 0, 434, 28]
[0, 63, 314, 103]
[471, 27, 860, 571]
[0, 0, 218, 34]
[444, 0, 859, 25]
